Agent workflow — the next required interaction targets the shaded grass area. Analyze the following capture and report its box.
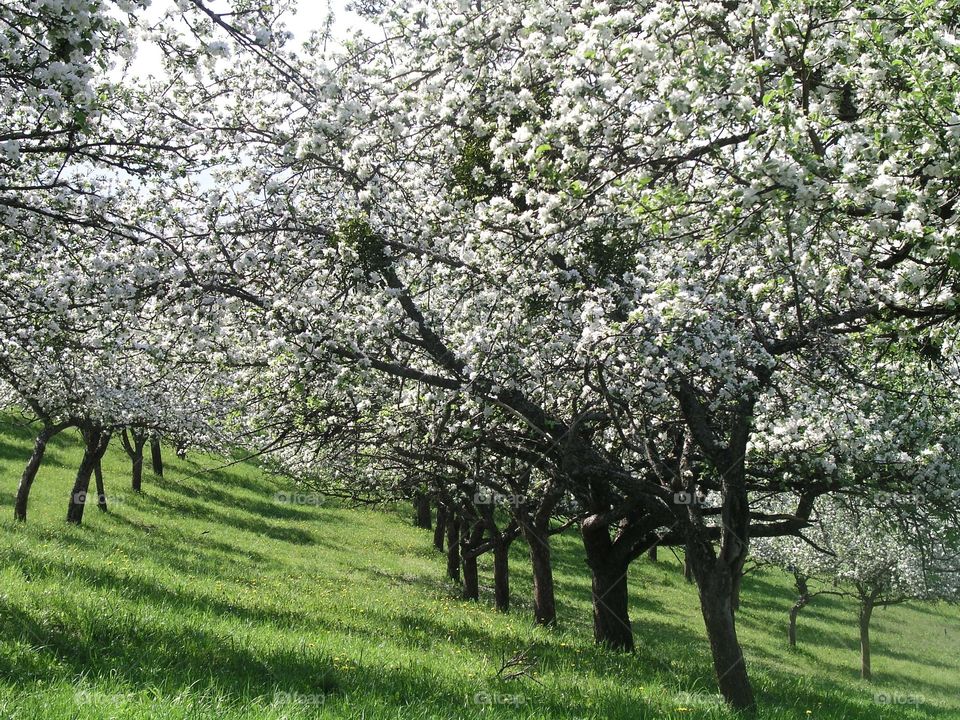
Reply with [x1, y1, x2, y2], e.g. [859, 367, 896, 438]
[0, 414, 958, 719]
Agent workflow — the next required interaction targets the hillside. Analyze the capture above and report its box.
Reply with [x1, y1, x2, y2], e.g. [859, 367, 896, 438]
[1, 416, 958, 720]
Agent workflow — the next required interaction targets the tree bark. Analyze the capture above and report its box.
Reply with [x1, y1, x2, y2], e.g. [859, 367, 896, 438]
[446, 513, 460, 582]
[414, 492, 432, 529]
[14, 424, 63, 522]
[131, 450, 143, 492]
[582, 515, 634, 652]
[688, 543, 755, 712]
[433, 503, 447, 551]
[493, 537, 510, 612]
[684, 554, 693, 582]
[646, 545, 658, 562]
[461, 520, 483, 600]
[93, 460, 107, 512]
[66, 427, 111, 525]
[860, 597, 874, 681]
[150, 436, 163, 477]
[120, 429, 146, 492]
[788, 575, 810, 648]
[523, 523, 556, 626]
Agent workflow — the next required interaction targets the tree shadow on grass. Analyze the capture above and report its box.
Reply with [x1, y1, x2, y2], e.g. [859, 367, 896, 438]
[142, 494, 320, 546]
[0, 597, 338, 702]
[0, 548, 342, 646]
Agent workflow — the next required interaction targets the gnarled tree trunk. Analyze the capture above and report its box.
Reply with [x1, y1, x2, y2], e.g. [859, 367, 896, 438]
[687, 538, 755, 712]
[582, 515, 633, 652]
[66, 427, 112, 525]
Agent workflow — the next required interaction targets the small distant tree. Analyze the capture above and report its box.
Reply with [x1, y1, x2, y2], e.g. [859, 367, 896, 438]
[755, 495, 960, 679]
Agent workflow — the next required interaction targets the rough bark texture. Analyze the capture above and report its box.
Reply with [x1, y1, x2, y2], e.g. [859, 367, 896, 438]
[582, 515, 634, 652]
[433, 504, 446, 551]
[524, 523, 556, 626]
[14, 426, 60, 522]
[860, 597, 874, 680]
[688, 541, 755, 712]
[66, 427, 111, 525]
[646, 545, 658, 562]
[414, 492, 432, 529]
[445, 514, 460, 582]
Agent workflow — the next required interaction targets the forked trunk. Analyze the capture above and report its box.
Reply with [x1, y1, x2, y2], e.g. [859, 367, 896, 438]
[582, 515, 633, 652]
[121, 429, 147, 493]
[688, 544, 755, 711]
[66, 427, 111, 525]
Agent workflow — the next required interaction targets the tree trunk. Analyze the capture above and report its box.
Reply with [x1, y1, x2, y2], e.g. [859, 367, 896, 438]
[646, 545, 658, 562]
[131, 450, 143, 492]
[523, 523, 556, 626]
[860, 597, 874, 681]
[93, 460, 107, 512]
[582, 515, 634, 652]
[461, 520, 483, 601]
[788, 576, 809, 648]
[433, 504, 447, 551]
[446, 514, 460, 582]
[14, 426, 58, 522]
[689, 547, 755, 711]
[150, 437, 163, 477]
[414, 492, 432, 529]
[66, 428, 111, 525]
[684, 554, 693, 582]
[120, 429, 146, 492]
[493, 538, 510, 612]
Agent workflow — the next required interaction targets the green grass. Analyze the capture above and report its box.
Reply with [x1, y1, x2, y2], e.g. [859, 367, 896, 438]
[0, 414, 958, 719]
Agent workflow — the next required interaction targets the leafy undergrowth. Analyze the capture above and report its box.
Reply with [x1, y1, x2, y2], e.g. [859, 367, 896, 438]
[0, 415, 957, 719]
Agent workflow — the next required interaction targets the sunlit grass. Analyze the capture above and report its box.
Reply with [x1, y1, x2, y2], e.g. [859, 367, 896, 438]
[1, 414, 957, 719]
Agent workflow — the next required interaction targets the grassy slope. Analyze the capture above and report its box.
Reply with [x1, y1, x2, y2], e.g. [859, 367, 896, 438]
[0, 415, 957, 720]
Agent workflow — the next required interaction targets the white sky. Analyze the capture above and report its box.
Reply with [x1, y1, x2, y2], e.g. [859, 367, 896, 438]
[130, 0, 372, 78]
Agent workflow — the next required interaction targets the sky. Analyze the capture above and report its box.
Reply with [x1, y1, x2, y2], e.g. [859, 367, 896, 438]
[130, 0, 373, 78]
